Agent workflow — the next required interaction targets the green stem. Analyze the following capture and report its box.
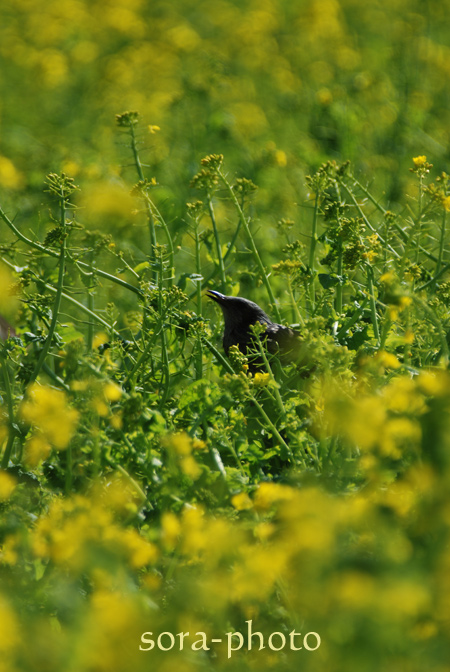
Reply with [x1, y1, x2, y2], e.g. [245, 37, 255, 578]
[345, 177, 438, 264]
[308, 191, 320, 311]
[336, 238, 343, 315]
[366, 265, 380, 344]
[336, 298, 369, 340]
[414, 296, 449, 365]
[0, 204, 143, 298]
[0, 353, 17, 467]
[287, 279, 304, 326]
[65, 445, 73, 494]
[251, 397, 296, 464]
[29, 198, 67, 385]
[207, 195, 227, 291]
[87, 251, 95, 352]
[144, 194, 174, 287]
[379, 313, 391, 351]
[202, 336, 235, 374]
[414, 175, 424, 265]
[1, 255, 124, 338]
[194, 223, 203, 380]
[218, 169, 281, 322]
[418, 261, 450, 292]
[128, 123, 159, 285]
[434, 209, 446, 290]
[252, 327, 286, 419]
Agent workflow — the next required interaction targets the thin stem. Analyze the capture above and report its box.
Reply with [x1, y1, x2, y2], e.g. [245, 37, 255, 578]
[366, 265, 380, 344]
[414, 174, 424, 265]
[1, 255, 125, 339]
[194, 222, 203, 380]
[345, 176, 438, 264]
[336, 298, 368, 340]
[207, 195, 227, 291]
[65, 445, 73, 494]
[218, 168, 281, 322]
[28, 197, 67, 385]
[252, 327, 286, 419]
[251, 397, 297, 464]
[202, 336, 235, 374]
[128, 123, 158, 283]
[87, 251, 95, 352]
[0, 204, 143, 298]
[434, 209, 446, 290]
[144, 194, 174, 287]
[308, 191, 320, 311]
[414, 296, 449, 365]
[335, 237, 343, 315]
[0, 353, 17, 467]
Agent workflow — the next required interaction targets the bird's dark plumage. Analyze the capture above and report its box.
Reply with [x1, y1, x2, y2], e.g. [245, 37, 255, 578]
[207, 290, 302, 371]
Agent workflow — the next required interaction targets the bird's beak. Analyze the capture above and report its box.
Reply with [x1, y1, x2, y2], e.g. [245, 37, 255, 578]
[206, 289, 227, 304]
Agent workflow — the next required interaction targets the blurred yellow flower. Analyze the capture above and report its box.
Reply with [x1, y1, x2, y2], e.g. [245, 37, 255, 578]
[0, 264, 20, 318]
[164, 432, 202, 479]
[231, 492, 253, 511]
[24, 434, 52, 467]
[20, 384, 79, 450]
[412, 155, 427, 167]
[275, 149, 287, 167]
[121, 529, 159, 568]
[0, 594, 20, 653]
[161, 511, 181, 550]
[103, 382, 122, 402]
[0, 471, 16, 501]
[0, 155, 23, 189]
[253, 482, 295, 510]
[375, 350, 401, 370]
[418, 370, 450, 397]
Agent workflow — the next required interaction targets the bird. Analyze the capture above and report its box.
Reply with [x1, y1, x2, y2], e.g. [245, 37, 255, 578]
[207, 289, 302, 371]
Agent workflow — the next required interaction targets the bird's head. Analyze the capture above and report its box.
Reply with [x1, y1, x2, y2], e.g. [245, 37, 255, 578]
[206, 290, 271, 330]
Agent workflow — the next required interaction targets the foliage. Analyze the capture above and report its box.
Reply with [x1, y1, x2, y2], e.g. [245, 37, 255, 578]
[1, 1, 450, 669]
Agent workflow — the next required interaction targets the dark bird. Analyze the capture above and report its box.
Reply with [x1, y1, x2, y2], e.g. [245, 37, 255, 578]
[207, 290, 302, 371]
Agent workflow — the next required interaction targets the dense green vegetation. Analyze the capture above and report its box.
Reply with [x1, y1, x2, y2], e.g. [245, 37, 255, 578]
[1, 1, 450, 671]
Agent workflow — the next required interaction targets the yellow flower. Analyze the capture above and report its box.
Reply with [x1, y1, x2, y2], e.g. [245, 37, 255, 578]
[0, 534, 20, 565]
[121, 529, 158, 568]
[398, 296, 412, 310]
[0, 594, 20, 653]
[161, 512, 181, 550]
[231, 492, 253, 511]
[443, 195, 450, 212]
[253, 482, 294, 510]
[24, 435, 52, 467]
[20, 384, 79, 450]
[375, 351, 401, 370]
[275, 149, 287, 167]
[0, 263, 20, 317]
[103, 382, 122, 402]
[0, 471, 16, 501]
[418, 370, 450, 397]
[164, 432, 202, 479]
[180, 455, 202, 479]
[0, 155, 23, 189]
[253, 372, 270, 387]
[412, 155, 427, 167]
[403, 329, 415, 344]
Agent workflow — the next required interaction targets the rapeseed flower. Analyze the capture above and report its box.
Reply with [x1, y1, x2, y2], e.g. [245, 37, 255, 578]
[20, 383, 79, 450]
[0, 471, 16, 501]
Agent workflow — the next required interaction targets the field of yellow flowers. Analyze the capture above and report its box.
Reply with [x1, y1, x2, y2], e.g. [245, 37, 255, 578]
[1, 1, 450, 671]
